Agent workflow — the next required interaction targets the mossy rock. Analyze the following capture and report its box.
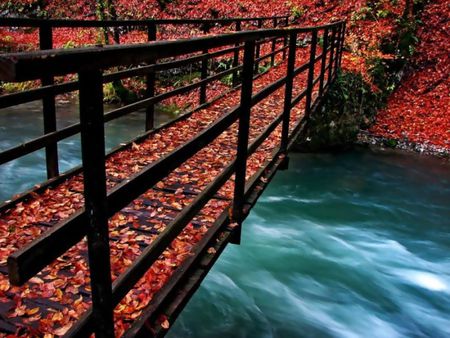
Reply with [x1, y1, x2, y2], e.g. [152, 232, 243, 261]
[294, 72, 382, 152]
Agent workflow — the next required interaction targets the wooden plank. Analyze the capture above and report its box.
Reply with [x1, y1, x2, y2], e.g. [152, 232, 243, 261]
[0, 123, 80, 166]
[232, 21, 242, 87]
[0, 56, 263, 215]
[271, 18, 278, 66]
[328, 26, 337, 84]
[39, 23, 59, 179]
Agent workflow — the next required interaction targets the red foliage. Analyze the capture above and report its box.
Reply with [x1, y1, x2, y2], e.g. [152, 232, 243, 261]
[370, 0, 450, 149]
[0, 0, 403, 55]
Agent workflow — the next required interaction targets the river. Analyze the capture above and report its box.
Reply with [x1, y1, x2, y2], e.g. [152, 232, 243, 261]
[1, 103, 449, 337]
[0, 100, 174, 202]
[168, 150, 450, 338]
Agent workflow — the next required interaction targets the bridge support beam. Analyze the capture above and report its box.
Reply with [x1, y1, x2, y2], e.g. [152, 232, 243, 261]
[279, 156, 290, 171]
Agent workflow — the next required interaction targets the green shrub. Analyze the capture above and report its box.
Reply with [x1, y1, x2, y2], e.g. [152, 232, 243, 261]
[295, 71, 383, 151]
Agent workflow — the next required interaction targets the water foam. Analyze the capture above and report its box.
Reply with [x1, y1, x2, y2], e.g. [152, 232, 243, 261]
[402, 271, 448, 292]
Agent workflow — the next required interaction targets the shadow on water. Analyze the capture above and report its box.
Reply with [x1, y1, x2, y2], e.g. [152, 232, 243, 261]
[0, 100, 177, 202]
[168, 149, 450, 338]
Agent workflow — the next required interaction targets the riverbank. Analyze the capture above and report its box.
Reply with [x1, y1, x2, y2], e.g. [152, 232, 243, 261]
[357, 131, 450, 159]
[368, 0, 449, 151]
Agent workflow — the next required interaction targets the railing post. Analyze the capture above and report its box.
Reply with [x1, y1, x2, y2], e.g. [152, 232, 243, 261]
[319, 28, 329, 97]
[283, 16, 289, 59]
[39, 23, 59, 179]
[305, 29, 318, 119]
[199, 24, 211, 104]
[281, 32, 297, 154]
[145, 21, 157, 131]
[79, 69, 114, 338]
[232, 20, 241, 87]
[113, 24, 120, 44]
[254, 19, 263, 73]
[231, 40, 256, 245]
[271, 18, 277, 66]
[202, 22, 211, 35]
[334, 24, 343, 80]
[328, 27, 337, 85]
[200, 49, 208, 104]
[338, 22, 346, 71]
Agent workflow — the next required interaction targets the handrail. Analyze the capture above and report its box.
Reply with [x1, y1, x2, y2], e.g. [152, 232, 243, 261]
[0, 19, 346, 337]
[1, 23, 343, 80]
[0, 16, 290, 27]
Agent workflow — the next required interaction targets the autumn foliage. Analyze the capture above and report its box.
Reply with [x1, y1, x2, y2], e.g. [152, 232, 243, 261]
[0, 0, 448, 336]
[370, 0, 450, 149]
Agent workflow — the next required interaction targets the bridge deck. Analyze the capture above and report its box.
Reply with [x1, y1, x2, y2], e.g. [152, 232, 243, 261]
[0, 47, 317, 336]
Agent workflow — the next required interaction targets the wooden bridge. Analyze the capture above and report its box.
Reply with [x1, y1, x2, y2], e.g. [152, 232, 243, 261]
[0, 16, 345, 337]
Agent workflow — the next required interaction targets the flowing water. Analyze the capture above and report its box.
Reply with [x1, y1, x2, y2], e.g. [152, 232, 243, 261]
[1, 103, 449, 337]
[0, 101, 176, 202]
[168, 150, 450, 338]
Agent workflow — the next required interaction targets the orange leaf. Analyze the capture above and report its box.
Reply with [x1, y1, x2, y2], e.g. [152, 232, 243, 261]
[26, 307, 40, 316]
[161, 319, 170, 330]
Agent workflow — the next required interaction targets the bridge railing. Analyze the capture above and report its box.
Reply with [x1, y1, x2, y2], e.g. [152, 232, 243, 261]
[0, 16, 289, 180]
[0, 20, 345, 337]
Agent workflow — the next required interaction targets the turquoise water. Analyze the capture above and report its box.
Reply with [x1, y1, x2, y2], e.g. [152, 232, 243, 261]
[168, 150, 450, 338]
[0, 101, 175, 202]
